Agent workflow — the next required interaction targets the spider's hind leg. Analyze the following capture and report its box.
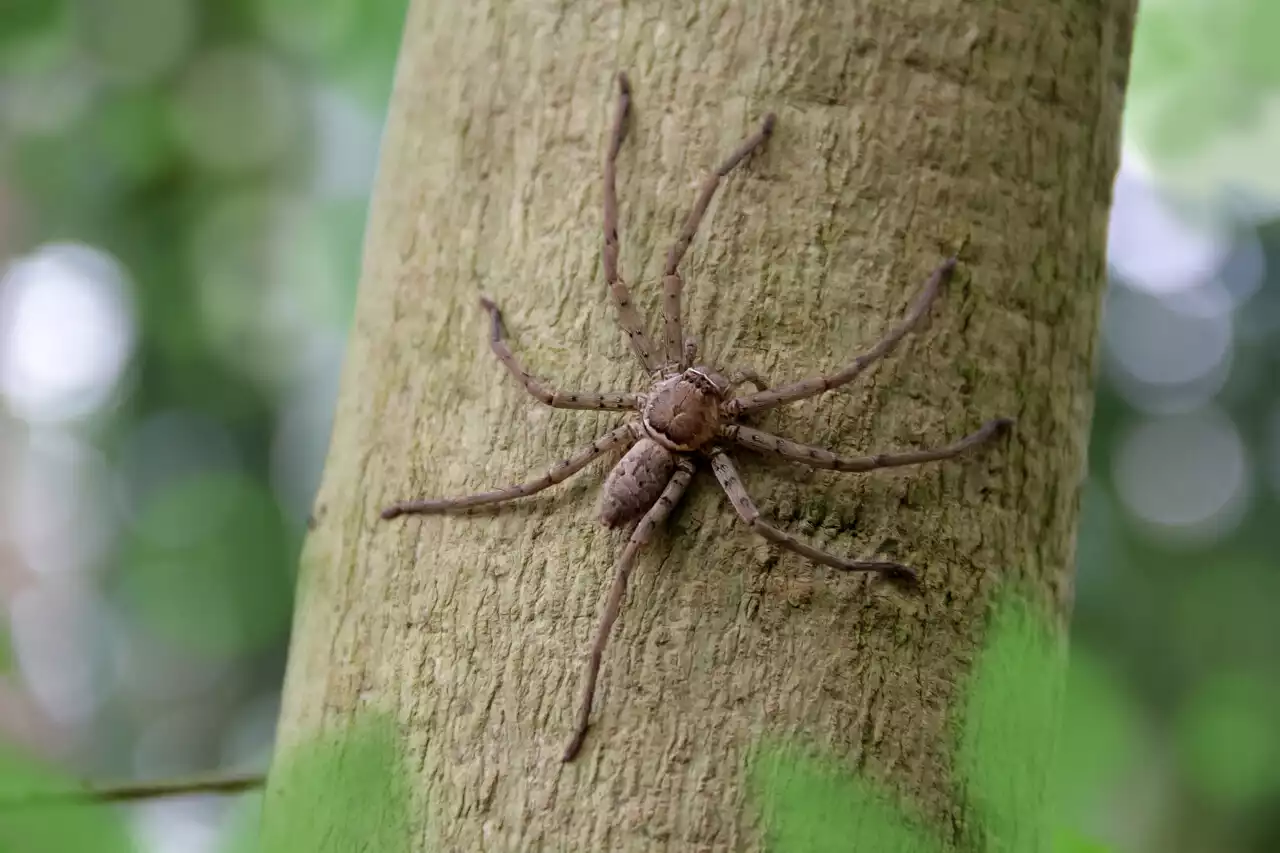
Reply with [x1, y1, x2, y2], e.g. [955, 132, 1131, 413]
[381, 422, 640, 519]
[563, 457, 695, 762]
[707, 449, 917, 586]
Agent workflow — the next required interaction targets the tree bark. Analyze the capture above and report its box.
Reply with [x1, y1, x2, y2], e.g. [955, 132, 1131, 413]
[268, 0, 1136, 850]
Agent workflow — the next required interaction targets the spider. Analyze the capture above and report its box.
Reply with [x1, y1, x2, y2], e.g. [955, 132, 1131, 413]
[382, 73, 1013, 762]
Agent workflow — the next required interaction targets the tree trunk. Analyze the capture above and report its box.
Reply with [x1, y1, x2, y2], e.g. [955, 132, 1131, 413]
[266, 1, 1136, 850]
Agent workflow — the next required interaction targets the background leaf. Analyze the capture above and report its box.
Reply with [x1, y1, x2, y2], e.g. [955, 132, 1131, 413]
[750, 741, 941, 853]
[255, 710, 413, 853]
[958, 589, 1067, 853]
[0, 744, 137, 853]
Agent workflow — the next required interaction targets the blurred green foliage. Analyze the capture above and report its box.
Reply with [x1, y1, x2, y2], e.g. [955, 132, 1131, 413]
[958, 589, 1063, 853]
[0, 0, 409, 844]
[116, 471, 296, 657]
[250, 711, 412, 853]
[752, 587, 1109, 853]
[1175, 672, 1280, 810]
[752, 745, 939, 853]
[0, 711, 410, 853]
[1128, 0, 1280, 162]
[0, 742, 137, 853]
[1052, 650, 1141, 833]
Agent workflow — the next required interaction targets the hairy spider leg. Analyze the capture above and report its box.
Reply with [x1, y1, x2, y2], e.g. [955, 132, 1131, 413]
[479, 297, 640, 410]
[563, 457, 695, 761]
[728, 253, 960, 416]
[603, 73, 662, 373]
[381, 422, 640, 519]
[720, 418, 1013, 472]
[660, 112, 775, 370]
[707, 449, 916, 584]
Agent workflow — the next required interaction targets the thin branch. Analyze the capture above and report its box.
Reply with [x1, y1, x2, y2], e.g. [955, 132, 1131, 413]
[0, 771, 266, 810]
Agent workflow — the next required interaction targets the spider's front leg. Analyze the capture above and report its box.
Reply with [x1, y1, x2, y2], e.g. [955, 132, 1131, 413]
[727, 253, 960, 417]
[602, 73, 662, 374]
[479, 297, 640, 411]
[720, 417, 1013, 473]
[660, 112, 775, 369]
[563, 457, 695, 762]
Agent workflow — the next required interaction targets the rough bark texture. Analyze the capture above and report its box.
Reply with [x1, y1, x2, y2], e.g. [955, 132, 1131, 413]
[270, 0, 1136, 850]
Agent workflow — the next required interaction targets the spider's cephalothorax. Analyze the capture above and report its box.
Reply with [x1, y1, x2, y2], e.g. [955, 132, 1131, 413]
[382, 72, 1014, 763]
[643, 366, 729, 451]
[599, 366, 728, 528]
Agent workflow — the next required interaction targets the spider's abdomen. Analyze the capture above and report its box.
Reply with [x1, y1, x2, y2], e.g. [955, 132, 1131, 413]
[598, 438, 677, 528]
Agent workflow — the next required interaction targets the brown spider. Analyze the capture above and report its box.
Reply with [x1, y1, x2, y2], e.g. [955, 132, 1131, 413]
[382, 73, 1013, 762]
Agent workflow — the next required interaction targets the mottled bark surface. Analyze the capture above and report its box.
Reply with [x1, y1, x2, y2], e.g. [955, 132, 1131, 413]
[269, 1, 1136, 850]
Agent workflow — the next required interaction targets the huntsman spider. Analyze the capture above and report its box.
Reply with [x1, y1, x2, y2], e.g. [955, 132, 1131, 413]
[383, 73, 1013, 761]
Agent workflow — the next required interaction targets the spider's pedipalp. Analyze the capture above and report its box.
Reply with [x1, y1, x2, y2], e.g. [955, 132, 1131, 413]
[707, 449, 917, 585]
[682, 336, 699, 368]
[480, 297, 641, 411]
[381, 421, 640, 519]
[727, 253, 959, 417]
[721, 418, 1013, 473]
[565, 457, 695, 762]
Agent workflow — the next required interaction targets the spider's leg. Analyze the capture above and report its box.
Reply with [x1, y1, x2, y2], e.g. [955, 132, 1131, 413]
[707, 449, 916, 584]
[662, 114, 775, 369]
[728, 252, 960, 417]
[726, 366, 769, 394]
[563, 457, 694, 762]
[479, 297, 640, 411]
[720, 418, 1013, 472]
[381, 422, 639, 519]
[603, 73, 661, 373]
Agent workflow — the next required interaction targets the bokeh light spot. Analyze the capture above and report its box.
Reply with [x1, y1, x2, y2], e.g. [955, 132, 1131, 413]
[1103, 282, 1233, 391]
[8, 577, 100, 726]
[1112, 408, 1249, 542]
[1107, 157, 1228, 295]
[3, 428, 114, 578]
[0, 242, 136, 424]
